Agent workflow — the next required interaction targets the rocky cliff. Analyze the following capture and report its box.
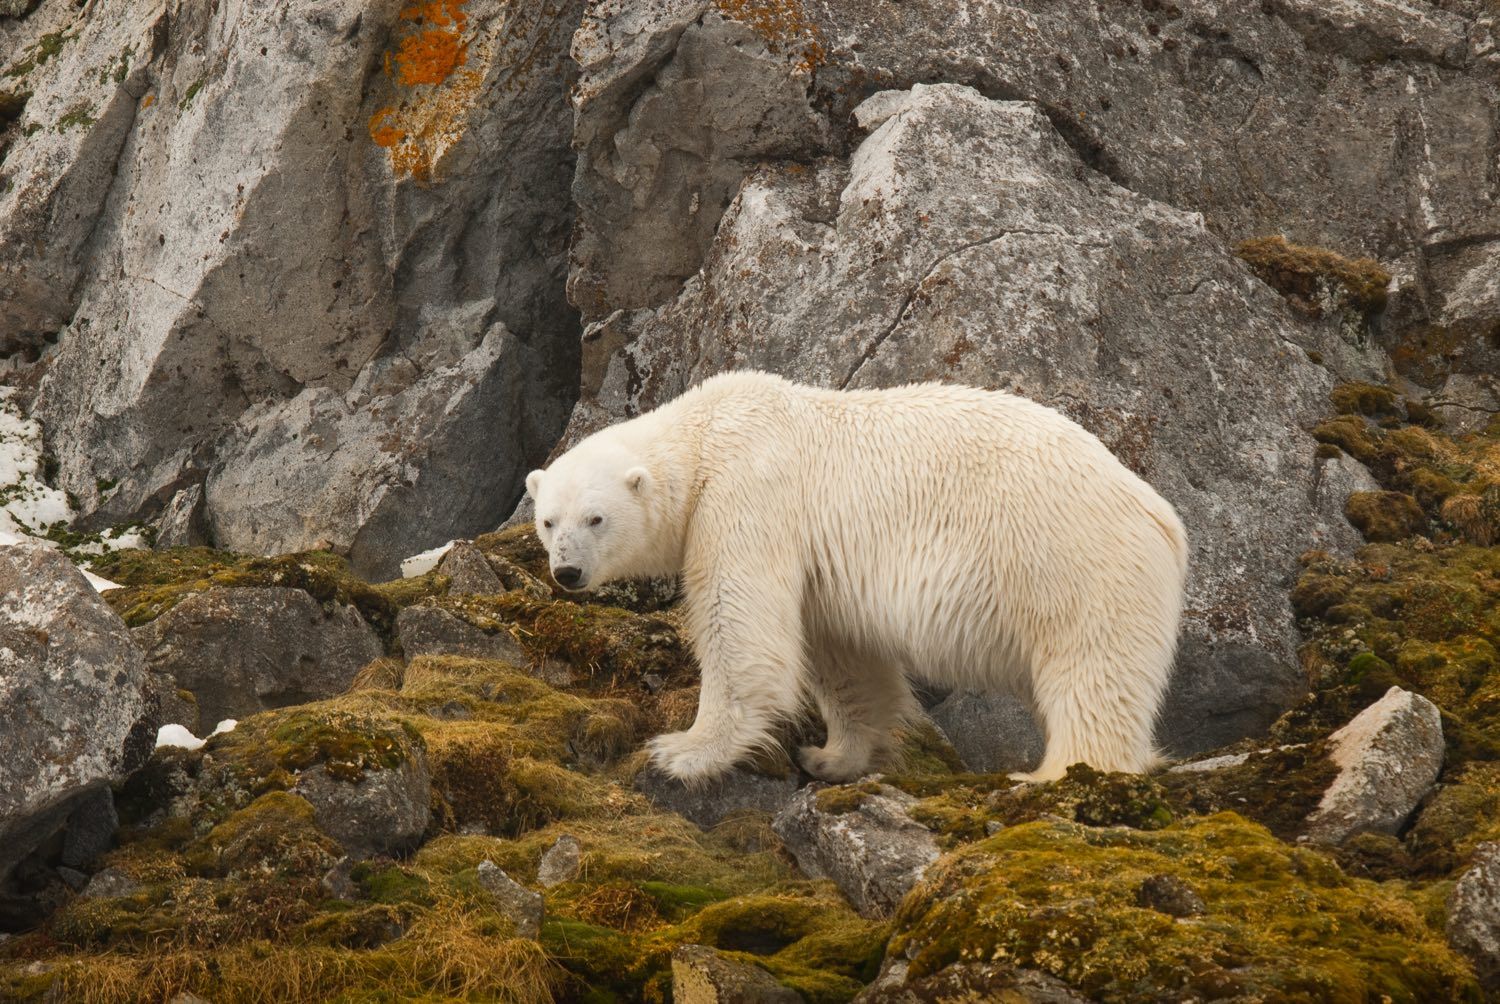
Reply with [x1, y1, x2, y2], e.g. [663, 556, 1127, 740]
[2, 0, 1500, 1000]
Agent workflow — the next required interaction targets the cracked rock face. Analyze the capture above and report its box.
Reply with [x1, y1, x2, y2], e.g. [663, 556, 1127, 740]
[3, 0, 583, 571]
[570, 83, 1382, 755]
[0, 541, 149, 883]
[132, 587, 383, 728]
[773, 783, 940, 919]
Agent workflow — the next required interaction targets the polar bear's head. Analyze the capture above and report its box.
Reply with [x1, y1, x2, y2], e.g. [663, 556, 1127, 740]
[525, 440, 653, 592]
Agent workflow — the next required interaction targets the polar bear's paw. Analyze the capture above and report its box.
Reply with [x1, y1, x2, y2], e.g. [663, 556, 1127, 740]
[797, 745, 867, 784]
[646, 730, 732, 786]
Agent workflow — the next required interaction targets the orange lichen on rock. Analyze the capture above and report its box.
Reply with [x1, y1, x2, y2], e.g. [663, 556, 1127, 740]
[368, 0, 478, 181]
[715, 0, 826, 70]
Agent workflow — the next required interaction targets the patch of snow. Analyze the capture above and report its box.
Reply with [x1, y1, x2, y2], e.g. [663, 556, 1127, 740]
[83, 569, 121, 592]
[401, 540, 455, 578]
[210, 719, 237, 736]
[155, 724, 205, 751]
[0, 387, 74, 540]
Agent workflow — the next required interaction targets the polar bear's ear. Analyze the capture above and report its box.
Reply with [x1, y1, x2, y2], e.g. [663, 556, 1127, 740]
[525, 469, 544, 499]
[625, 466, 651, 496]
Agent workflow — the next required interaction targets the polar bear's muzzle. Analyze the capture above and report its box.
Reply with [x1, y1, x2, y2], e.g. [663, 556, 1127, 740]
[552, 564, 587, 591]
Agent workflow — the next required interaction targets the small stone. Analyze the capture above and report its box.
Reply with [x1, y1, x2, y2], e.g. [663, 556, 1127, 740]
[1135, 874, 1206, 917]
[635, 765, 800, 829]
[55, 867, 88, 891]
[1304, 687, 1444, 844]
[984, 820, 1005, 836]
[477, 860, 543, 939]
[537, 834, 582, 888]
[641, 673, 665, 694]
[773, 783, 939, 918]
[82, 867, 141, 899]
[671, 944, 801, 1003]
[1447, 842, 1500, 990]
[437, 541, 504, 595]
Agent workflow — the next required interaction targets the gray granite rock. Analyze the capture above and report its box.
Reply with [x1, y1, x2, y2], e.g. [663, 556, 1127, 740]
[437, 541, 504, 596]
[133, 587, 383, 727]
[477, 860, 544, 939]
[1447, 842, 1500, 991]
[0, 541, 149, 883]
[537, 834, 582, 888]
[1304, 687, 1444, 845]
[396, 605, 528, 665]
[635, 765, 800, 830]
[927, 692, 1044, 775]
[80, 866, 140, 900]
[772, 783, 939, 919]
[293, 751, 432, 859]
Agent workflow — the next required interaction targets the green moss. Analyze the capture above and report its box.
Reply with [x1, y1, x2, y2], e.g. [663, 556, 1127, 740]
[99, 548, 448, 647]
[428, 591, 694, 691]
[1236, 235, 1390, 322]
[1345, 490, 1426, 542]
[4, 31, 67, 79]
[1331, 382, 1401, 418]
[993, 764, 1175, 832]
[179, 77, 204, 110]
[184, 791, 339, 879]
[889, 814, 1478, 1002]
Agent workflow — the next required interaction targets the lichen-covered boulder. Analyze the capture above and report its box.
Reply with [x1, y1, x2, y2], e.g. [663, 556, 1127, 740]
[0, 541, 149, 882]
[536, 833, 581, 888]
[1304, 686, 1444, 845]
[293, 752, 432, 860]
[1447, 842, 1500, 991]
[773, 783, 940, 919]
[133, 587, 383, 727]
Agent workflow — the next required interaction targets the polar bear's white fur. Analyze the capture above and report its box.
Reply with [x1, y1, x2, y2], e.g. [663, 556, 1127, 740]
[526, 371, 1188, 784]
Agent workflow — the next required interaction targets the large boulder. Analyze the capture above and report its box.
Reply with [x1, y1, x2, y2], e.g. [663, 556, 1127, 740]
[6, 0, 584, 572]
[133, 587, 383, 727]
[0, 542, 149, 881]
[566, 1, 1499, 372]
[567, 83, 1380, 755]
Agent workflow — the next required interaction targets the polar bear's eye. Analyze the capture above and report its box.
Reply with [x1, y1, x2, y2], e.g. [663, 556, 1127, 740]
[589, 516, 604, 527]
[542, 520, 553, 530]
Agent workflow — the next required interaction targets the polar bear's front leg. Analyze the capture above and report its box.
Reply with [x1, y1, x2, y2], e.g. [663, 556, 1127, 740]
[646, 537, 808, 784]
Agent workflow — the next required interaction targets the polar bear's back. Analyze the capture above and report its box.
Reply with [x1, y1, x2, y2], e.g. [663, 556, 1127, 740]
[678, 372, 1188, 691]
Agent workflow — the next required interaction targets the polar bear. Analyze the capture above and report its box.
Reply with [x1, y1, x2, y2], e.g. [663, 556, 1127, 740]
[526, 371, 1188, 784]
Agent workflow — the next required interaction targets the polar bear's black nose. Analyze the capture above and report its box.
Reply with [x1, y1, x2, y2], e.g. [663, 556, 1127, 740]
[553, 565, 584, 589]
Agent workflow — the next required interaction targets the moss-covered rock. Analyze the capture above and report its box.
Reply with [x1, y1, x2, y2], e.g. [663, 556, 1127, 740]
[96, 547, 448, 646]
[886, 813, 1478, 1002]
